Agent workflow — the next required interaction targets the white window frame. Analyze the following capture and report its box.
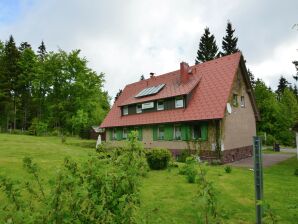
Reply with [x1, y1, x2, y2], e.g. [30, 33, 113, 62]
[112, 129, 117, 140]
[122, 128, 128, 139]
[175, 97, 184, 108]
[174, 125, 181, 140]
[240, 96, 245, 108]
[158, 126, 165, 140]
[157, 101, 164, 111]
[123, 106, 128, 115]
[136, 104, 142, 113]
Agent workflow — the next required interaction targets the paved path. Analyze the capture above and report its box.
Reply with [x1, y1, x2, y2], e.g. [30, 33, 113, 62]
[229, 153, 295, 168]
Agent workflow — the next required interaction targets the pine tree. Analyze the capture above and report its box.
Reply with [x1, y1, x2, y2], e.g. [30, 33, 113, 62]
[195, 27, 219, 64]
[276, 76, 290, 100]
[19, 42, 31, 52]
[247, 69, 255, 89]
[37, 41, 47, 61]
[221, 21, 239, 56]
[293, 61, 298, 81]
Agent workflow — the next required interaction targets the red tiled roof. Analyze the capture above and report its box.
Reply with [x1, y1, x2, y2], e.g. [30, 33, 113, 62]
[100, 52, 242, 128]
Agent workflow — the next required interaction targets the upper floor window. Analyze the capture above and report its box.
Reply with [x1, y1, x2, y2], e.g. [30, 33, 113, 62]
[233, 94, 238, 107]
[157, 101, 164, 110]
[158, 126, 165, 140]
[240, 96, 245, 108]
[174, 125, 181, 140]
[123, 106, 128, 115]
[123, 128, 128, 139]
[175, 97, 184, 108]
[136, 104, 142, 113]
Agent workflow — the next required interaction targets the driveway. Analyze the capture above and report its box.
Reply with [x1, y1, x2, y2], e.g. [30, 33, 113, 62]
[229, 153, 295, 168]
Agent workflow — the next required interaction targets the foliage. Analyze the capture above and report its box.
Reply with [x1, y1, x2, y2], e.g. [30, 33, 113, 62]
[261, 201, 280, 224]
[179, 156, 198, 183]
[224, 166, 232, 173]
[0, 36, 110, 135]
[146, 148, 172, 170]
[0, 131, 147, 223]
[28, 118, 48, 136]
[176, 149, 190, 162]
[294, 168, 298, 176]
[195, 27, 219, 64]
[221, 21, 239, 56]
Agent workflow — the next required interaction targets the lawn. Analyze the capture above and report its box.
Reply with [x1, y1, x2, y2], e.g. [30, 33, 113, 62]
[0, 133, 297, 223]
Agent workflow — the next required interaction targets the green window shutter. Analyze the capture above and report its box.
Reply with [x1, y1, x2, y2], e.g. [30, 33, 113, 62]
[138, 127, 143, 141]
[181, 124, 190, 141]
[165, 125, 173, 141]
[152, 126, 158, 141]
[109, 129, 113, 140]
[116, 128, 122, 140]
[201, 123, 208, 141]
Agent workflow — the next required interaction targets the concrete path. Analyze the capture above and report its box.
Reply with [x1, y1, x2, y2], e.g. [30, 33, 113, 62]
[229, 153, 295, 168]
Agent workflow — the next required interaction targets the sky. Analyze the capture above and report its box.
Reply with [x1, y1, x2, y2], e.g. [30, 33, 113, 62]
[0, 0, 297, 98]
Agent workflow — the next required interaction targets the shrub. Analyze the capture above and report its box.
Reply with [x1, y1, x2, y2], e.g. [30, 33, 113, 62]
[294, 168, 298, 176]
[28, 118, 48, 136]
[179, 156, 198, 183]
[211, 159, 222, 166]
[176, 149, 190, 162]
[224, 166, 232, 173]
[146, 148, 171, 170]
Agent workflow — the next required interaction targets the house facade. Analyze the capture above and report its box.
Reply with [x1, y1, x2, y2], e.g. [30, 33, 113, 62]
[100, 52, 260, 163]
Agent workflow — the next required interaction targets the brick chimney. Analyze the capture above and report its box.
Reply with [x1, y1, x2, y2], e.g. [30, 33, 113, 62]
[180, 62, 190, 83]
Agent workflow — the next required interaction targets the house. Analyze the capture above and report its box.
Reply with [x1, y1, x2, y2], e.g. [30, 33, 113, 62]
[100, 52, 260, 163]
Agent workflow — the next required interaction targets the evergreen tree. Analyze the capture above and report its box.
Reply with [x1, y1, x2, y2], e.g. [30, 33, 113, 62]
[247, 69, 255, 89]
[140, 75, 145, 81]
[221, 21, 239, 56]
[293, 61, 298, 81]
[19, 42, 31, 52]
[195, 27, 219, 64]
[276, 76, 290, 99]
[37, 41, 47, 61]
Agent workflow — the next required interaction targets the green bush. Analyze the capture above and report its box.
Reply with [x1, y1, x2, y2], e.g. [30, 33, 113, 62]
[294, 168, 298, 176]
[28, 118, 48, 136]
[146, 148, 171, 170]
[265, 134, 276, 146]
[176, 149, 190, 162]
[179, 156, 198, 183]
[224, 166, 232, 173]
[211, 159, 222, 166]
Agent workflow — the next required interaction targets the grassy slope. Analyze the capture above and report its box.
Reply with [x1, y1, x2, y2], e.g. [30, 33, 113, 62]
[0, 134, 297, 223]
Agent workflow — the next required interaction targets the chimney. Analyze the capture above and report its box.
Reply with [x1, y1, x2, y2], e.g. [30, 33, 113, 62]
[150, 72, 155, 78]
[180, 62, 190, 83]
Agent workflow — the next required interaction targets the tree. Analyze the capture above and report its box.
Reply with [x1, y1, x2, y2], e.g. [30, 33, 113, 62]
[140, 75, 145, 80]
[221, 21, 239, 56]
[276, 76, 290, 100]
[247, 69, 256, 89]
[293, 61, 298, 81]
[19, 42, 31, 52]
[195, 27, 219, 64]
[37, 41, 47, 62]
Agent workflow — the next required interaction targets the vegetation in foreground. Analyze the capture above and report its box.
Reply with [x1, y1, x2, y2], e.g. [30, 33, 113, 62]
[0, 134, 298, 223]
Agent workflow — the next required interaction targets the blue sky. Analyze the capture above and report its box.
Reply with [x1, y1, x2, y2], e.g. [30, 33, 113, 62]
[0, 0, 297, 97]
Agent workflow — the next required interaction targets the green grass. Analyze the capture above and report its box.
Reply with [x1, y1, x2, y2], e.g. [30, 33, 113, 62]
[0, 133, 298, 223]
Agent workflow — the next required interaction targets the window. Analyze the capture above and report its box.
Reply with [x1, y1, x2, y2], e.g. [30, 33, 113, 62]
[112, 129, 117, 140]
[233, 94, 238, 107]
[136, 104, 142, 113]
[157, 101, 164, 110]
[158, 127, 165, 140]
[123, 106, 128, 115]
[175, 97, 184, 108]
[123, 128, 128, 139]
[174, 125, 181, 140]
[240, 96, 245, 108]
[192, 125, 202, 139]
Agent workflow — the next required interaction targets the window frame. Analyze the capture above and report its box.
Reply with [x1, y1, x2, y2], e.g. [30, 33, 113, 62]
[122, 128, 128, 139]
[240, 95, 245, 108]
[157, 126, 165, 140]
[192, 125, 202, 140]
[157, 100, 164, 111]
[174, 125, 182, 140]
[123, 106, 128, 115]
[136, 104, 142, 113]
[175, 97, 184, 108]
[112, 128, 117, 140]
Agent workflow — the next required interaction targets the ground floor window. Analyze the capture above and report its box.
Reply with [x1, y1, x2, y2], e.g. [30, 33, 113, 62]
[174, 125, 181, 140]
[123, 128, 128, 139]
[112, 129, 117, 140]
[192, 125, 202, 139]
[158, 126, 165, 140]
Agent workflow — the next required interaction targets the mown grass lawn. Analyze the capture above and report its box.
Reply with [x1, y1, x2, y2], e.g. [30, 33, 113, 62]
[0, 133, 297, 223]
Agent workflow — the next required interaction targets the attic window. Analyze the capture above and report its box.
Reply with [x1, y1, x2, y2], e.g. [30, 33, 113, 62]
[136, 104, 142, 113]
[175, 97, 184, 108]
[157, 101, 164, 110]
[123, 106, 128, 115]
[233, 94, 238, 107]
[240, 96, 245, 108]
[135, 84, 165, 98]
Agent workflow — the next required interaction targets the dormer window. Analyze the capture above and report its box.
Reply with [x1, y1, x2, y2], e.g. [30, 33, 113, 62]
[123, 106, 128, 115]
[136, 104, 142, 113]
[175, 97, 184, 108]
[157, 101, 164, 110]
